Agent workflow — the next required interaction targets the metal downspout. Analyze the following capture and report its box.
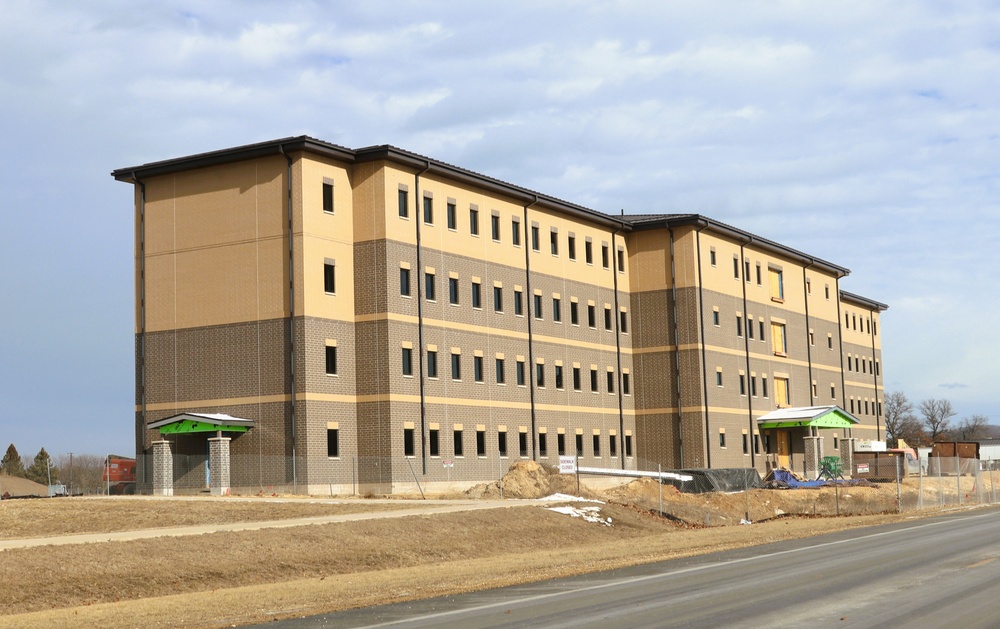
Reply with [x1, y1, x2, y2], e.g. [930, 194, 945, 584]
[803, 261, 815, 407]
[739, 239, 755, 468]
[666, 227, 684, 468]
[836, 283, 847, 415]
[522, 197, 539, 459]
[278, 145, 297, 491]
[413, 162, 431, 474]
[869, 309, 881, 440]
[693, 224, 711, 468]
[135, 174, 148, 461]
[610, 221, 626, 469]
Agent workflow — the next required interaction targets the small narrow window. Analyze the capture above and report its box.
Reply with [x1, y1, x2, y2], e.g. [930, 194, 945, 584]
[531, 225, 540, 251]
[536, 363, 545, 388]
[552, 297, 561, 322]
[471, 281, 482, 309]
[609, 434, 618, 457]
[748, 319, 754, 339]
[493, 286, 503, 312]
[762, 376, 769, 398]
[425, 272, 436, 301]
[555, 365, 564, 389]
[557, 433, 566, 456]
[454, 429, 463, 457]
[769, 268, 784, 301]
[516, 359, 526, 386]
[498, 429, 508, 457]
[539, 432, 548, 457]
[402, 348, 413, 376]
[573, 367, 581, 391]
[512, 218, 521, 245]
[736, 315, 743, 337]
[404, 427, 414, 456]
[491, 214, 501, 241]
[739, 374, 746, 395]
[429, 428, 439, 457]
[755, 263, 762, 286]
[733, 257, 740, 279]
[476, 429, 486, 457]
[400, 267, 411, 297]
[602, 244, 610, 268]
[470, 207, 479, 235]
[575, 433, 584, 455]
[585, 240, 593, 264]
[514, 290, 524, 316]
[607, 370, 614, 394]
[533, 294, 543, 319]
[474, 356, 484, 383]
[617, 248, 625, 272]
[720, 431, 726, 448]
[620, 311, 628, 334]
[744, 259, 751, 282]
[423, 196, 433, 224]
[496, 358, 505, 384]
[712, 310, 720, 326]
[604, 307, 612, 331]
[325, 346, 337, 375]
[550, 231, 559, 255]
[324, 262, 336, 294]
[322, 182, 334, 214]
[568, 236, 577, 260]
[625, 434, 633, 457]
[427, 350, 438, 378]
[447, 202, 456, 229]
[751, 376, 757, 397]
[449, 277, 459, 305]
[590, 368, 598, 392]
[398, 188, 409, 218]
[327, 427, 339, 457]
[588, 304, 596, 328]
[451, 353, 461, 380]
[709, 248, 717, 266]
[519, 431, 528, 457]
[570, 301, 579, 325]
[716, 370, 723, 387]
[593, 434, 601, 457]
[742, 433, 749, 455]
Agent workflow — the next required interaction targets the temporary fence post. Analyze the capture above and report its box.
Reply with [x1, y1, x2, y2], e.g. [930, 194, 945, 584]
[918, 462, 923, 511]
[895, 455, 901, 514]
[352, 456, 356, 496]
[576, 452, 580, 497]
[658, 464, 662, 515]
[835, 477, 840, 516]
[404, 456, 426, 500]
[990, 460, 996, 504]
[937, 458, 943, 507]
[499, 454, 504, 501]
[957, 457, 962, 506]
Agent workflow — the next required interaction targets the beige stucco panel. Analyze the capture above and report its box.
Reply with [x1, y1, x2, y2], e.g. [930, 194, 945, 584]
[352, 161, 386, 243]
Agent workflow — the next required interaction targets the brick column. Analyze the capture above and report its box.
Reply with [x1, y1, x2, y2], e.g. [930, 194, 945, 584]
[804, 435, 822, 480]
[208, 437, 231, 496]
[840, 438, 856, 477]
[152, 440, 173, 497]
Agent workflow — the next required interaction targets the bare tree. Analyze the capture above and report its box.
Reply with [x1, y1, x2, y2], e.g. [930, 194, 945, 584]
[883, 392, 925, 446]
[919, 398, 957, 443]
[52, 453, 107, 495]
[956, 414, 990, 441]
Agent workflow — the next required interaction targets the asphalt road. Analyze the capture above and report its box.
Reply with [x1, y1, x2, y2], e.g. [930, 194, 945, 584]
[257, 506, 1000, 628]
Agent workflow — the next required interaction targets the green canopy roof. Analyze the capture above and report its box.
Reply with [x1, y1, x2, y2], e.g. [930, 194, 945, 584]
[756, 406, 859, 429]
[148, 413, 254, 435]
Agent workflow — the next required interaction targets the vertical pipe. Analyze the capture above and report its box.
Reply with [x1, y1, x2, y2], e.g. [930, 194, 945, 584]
[278, 146, 297, 491]
[522, 197, 539, 459]
[413, 162, 431, 475]
[610, 226, 626, 469]
[739, 240, 755, 469]
[693, 225, 711, 469]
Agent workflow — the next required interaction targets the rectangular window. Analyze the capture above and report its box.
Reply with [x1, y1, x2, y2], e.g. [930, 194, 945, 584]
[590, 368, 598, 392]
[739, 374, 746, 395]
[716, 370, 723, 386]
[754, 434, 761, 454]
[585, 240, 594, 264]
[519, 431, 528, 457]
[550, 230, 559, 255]
[427, 350, 438, 378]
[451, 353, 461, 380]
[748, 319, 755, 339]
[398, 188, 408, 218]
[325, 346, 337, 375]
[769, 268, 784, 301]
[720, 431, 726, 448]
[575, 433, 584, 455]
[617, 248, 625, 272]
[400, 267, 411, 297]
[620, 311, 628, 334]
[402, 348, 413, 376]
[733, 256, 740, 279]
[625, 434, 633, 457]
[742, 433, 749, 455]
[831, 384, 836, 398]
[423, 196, 433, 224]
[588, 304, 596, 328]
[512, 218, 521, 245]
[573, 367, 581, 391]
[771, 322, 787, 355]
[449, 277, 459, 305]
[491, 214, 501, 241]
[531, 225, 540, 251]
[447, 202, 456, 229]
[609, 434, 617, 457]
[539, 432, 548, 457]
[557, 433, 566, 456]
[570, 301, 579, 325]
[429, 428, 439, 457]
[552, 297, 561, 322]
[327, 427, 339, 457]
[744, 259, 751, 282]
[474, 356, 484, 382]
[555, 365, 564, 389]
[322, 182, 334, 214]
[736, 315, 743, 337]
[712, 310, 720, 326]
[759, 320, 765, 341]
[404, 427, 415, 456]
[324, 262, 336, 294]
[593, 434, 601, 457]
[472, 281, 482, 309]
[516, 359, 526, 386]
[470, 207, 479, 235]
[762, 376, 769, 398]
[476, 429, 486, 457]
[533, 294, 543, 319]
[514, 290, 524, 316]
[751, 376, 757, 397]
[496, 358, 505, 384]
[756, 263, 762, 286]
[498, 429, 508, 457]
[604, 307, 612, 331]
[602, 244, 610, 269]
[606, 370, 614, 394]
[568, 236, 576, 260]
[775, 377, 790, 406]
[809, 330, 814, 346]
[536, 362, 545, 388]
[454, 429, 463, 457]
[425, 272, 436, 301]
[493, 286, 503, 312]
[709, 247, 717, 266]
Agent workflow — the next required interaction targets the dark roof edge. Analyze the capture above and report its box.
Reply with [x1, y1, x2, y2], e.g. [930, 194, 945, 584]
[628, 214, 850, 278]
[839, 290, 889, 311]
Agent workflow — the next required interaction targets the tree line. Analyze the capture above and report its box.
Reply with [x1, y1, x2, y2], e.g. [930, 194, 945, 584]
[883, 393, 994, 447]
[0, 444, 110, 494]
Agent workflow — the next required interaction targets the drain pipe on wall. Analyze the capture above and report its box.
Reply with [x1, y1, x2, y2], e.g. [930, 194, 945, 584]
[803, 261, 815, 407]
[278, 145, 298, 491]
[739, 238, 755, 468]
[610, 218, 627, 469]
[413, 161, 431, 475]
[134, 174, 149, 461]
[522, 196, 539, 459]
[692, 222, 711, 469]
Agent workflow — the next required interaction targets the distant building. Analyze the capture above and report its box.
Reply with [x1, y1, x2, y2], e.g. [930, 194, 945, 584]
[113, 137, 887, 494]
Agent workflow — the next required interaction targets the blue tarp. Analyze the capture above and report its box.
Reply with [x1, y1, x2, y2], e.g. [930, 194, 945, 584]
[770, 469, 828, 488]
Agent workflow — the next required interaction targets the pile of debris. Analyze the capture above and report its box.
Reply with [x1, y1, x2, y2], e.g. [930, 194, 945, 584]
[464, 461, 598, 499]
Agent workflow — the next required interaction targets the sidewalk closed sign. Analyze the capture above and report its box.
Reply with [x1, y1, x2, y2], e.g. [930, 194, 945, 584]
[559, 456, 577, 474]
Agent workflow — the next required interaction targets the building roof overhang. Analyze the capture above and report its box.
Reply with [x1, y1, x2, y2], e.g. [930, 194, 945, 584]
[757, 406, 860, 429]
[148, 413, 254, 435]
[839, 290, 889, 312]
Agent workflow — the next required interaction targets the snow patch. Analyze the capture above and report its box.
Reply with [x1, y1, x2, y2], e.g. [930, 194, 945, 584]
[547, 505, 613, 526]
[537, 493, 604, 503]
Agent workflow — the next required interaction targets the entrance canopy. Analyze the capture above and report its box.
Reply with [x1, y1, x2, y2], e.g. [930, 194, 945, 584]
[148, 412, 254, 435]
[757, 406, 859, 430]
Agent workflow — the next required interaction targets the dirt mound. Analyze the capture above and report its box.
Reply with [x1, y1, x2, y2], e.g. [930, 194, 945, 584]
[0, 475, 48, 499]
[464, 461, 597, 499]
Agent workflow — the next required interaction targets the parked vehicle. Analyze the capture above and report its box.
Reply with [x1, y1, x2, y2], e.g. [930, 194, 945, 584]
[102, 455, 136, 494]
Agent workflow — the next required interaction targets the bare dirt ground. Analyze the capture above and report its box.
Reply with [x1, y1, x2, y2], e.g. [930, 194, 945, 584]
[0, 462, 990, 629]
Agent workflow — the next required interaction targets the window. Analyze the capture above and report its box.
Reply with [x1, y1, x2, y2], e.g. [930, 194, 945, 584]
[449, 277, 459, 305]
[833, 435, 839, 450]
[429, 427, 439, 457]
[622, 372, 630, 395]
[712, 310, 720, 326]
[575, 433, 584, 455]
[754, 434, 760, 455]
[604, 307, 612, 331]
[512, 218, 521, 246]
[709, 247, 716, 266]
[552, 297, 561, 322]
[322, 182, 334, 214]
[736, 315, 743, 337]
[617, 248, 625, 272]
[593, 434, 601, 457]
[625, 434, 633, 457]
[423, 196, 433, 224]
[491, 214, 501, 241]
[748, 319, 755, 339]
[498, 429, 508, 457]
[454, 428, 463, 457]
[585, 240, 594, 264]
[570, 301, 579, 325]
[825, 284, 830, 300]
[555, 365, 564, 389]
[606, 370, 614, 394]
[550, 230, 558, 255]
[425, 272, 436, 301]
[809, 330, 815, 346]
[557, 433, 566, 456]
[327, 427, 339, 457]
[744, 259, 751, 282]
[493, 286, 503, 312]
[742, 433, 749, 455]
[398, 188, 408, 218]
[716, 370, 723, 387]
[620, 310, 628, 334]
[769, 267, 784, 301]
[762, 376, 769, 398]
[324, 262, 336, 294]
[402, 348, 413, 376]
[325, 346, 337, 375]
[573, 367, 581, 391]
[806, 278, 811, 295]
[568, 236, 576, 260]
[756, 263, 762, 286]
[733, 257, 740, 279]
[533, 294, 543, 319]
[400, 267, 411, 297]
[451, 352, 461, 380]
[590, 368, 598, 392]
[516, 359, 526, 386]
[469, 207, 479, 235]
[536, 363, 545, 387]
[771, 322, 787, 355]
[739, 374, 746, 396]
[519, 431, 528, 457]
[496, 358, 505, 384]
[831, 384, 836, 398]
[539, 432, 548, 457]
[427, 350, 438, 378]
[720, 431, 726, 448]
[476, 429, 486, 457]
[447, 202, 456, 229]
[531, 225, 540, 251]
[404, 427, 415, 457]
[514, 290, 524, 316]
[759, 321, 765, 341]
[609, 434, 617, 457]
[775, 377, 790, 406]
[471, 281, 482, 309]
[812, 382, 819, 397]
[474, 356, 484, 382]
[602, 244, 610, 268]
[588, 304, 596, 328]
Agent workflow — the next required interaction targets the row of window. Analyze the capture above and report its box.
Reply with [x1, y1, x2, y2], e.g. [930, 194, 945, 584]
[398, 426, 633, 459]
[398, 187, 626, 271]
[709, 247, 841, 303]
[845, 311, 878, 335]
[716, 370, 791, 405]
[846, 354, 880, 376]
[848, 397, 882, 417]
[400, 266, 628, 331]
[715, 309, 791, 355]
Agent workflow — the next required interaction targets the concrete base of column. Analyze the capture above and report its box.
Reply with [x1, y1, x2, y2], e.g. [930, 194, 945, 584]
[840, 438, 856, 477]
[152, 440, 173, 497]
[208, 437, 231, 496]
[804, 436, 822, 480]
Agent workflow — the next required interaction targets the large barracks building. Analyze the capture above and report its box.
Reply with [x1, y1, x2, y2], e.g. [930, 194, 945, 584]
[113, 137, 886, 494]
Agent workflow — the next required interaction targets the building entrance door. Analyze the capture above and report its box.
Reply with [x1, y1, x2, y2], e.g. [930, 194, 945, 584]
[777, 430, 791, 469]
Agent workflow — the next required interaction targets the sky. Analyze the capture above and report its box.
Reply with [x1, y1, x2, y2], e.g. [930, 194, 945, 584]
[1, 1, 999, 457]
